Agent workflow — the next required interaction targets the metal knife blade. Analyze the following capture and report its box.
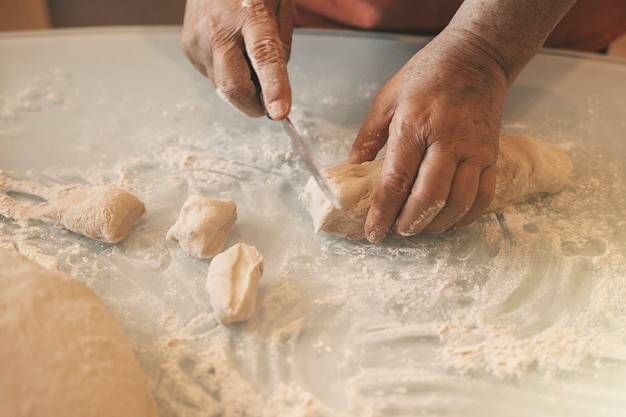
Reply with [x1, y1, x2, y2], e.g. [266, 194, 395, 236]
[281, 117, 342, 209]
[245, 55, 341, 209]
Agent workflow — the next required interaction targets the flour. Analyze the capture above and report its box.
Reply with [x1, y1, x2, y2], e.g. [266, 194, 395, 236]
[3, 66, 626, 417]
[304, 147, 626, 386]
[0, 69, 71, 122]
[154, 313, 347, 417]
[431, 155, 626, 379]
[4, 149, 626, 415]
[437, 312, 594, 379]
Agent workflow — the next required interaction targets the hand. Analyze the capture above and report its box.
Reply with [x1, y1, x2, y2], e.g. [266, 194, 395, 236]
[180, 0, 295, 119]
[348, 31, 511, 243]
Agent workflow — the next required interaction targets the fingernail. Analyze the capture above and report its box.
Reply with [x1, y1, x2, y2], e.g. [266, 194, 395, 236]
[267, 99, 290, 120]
[366, 225, 386, 243]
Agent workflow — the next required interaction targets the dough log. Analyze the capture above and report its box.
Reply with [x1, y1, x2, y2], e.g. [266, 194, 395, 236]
[299, 135, 573, 240]
[0, 248, 159, 417]
[205, 243, 264, 326]
[166, 196, 237, 259]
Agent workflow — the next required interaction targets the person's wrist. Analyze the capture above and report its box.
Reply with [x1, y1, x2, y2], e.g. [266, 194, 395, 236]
[436, 27, 517, 90]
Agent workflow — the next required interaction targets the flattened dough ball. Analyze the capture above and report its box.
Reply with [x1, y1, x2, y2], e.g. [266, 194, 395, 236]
[205, 243, 264, 326]
[166, 196, 237, 259]
[300, 135, 573, 240]
[0, 248, 159, 417]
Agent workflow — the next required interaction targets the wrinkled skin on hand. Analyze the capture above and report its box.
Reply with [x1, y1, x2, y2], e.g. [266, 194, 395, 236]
[348, 30, 511, 243]
[181, 1, 515, 243]
[180, 0, 294, 119]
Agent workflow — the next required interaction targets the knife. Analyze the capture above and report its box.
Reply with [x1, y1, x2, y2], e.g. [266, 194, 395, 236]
[280, 116, 342, 209]
[246, 57, 342, 209]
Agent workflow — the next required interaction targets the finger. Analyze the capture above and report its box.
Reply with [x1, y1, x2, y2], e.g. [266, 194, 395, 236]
[423, 161, 481, 234]
[347, 94, 393, 164]
[242, 12, 291, 120]
[276, 0, 295, 61]
[364, 122, 425, 243]
[456, 164, 497, 227]
[212, 43, 266, 117]
[392, 150, 457, 237]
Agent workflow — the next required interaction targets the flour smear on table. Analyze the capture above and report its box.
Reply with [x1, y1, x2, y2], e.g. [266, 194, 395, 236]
[1, 69, 626, 416]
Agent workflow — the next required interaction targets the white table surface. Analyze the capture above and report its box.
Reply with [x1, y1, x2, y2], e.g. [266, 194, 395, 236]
[2, 27, 626, 417]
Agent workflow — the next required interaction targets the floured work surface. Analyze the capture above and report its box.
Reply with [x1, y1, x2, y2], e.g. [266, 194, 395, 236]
[1, 28, 626, 416]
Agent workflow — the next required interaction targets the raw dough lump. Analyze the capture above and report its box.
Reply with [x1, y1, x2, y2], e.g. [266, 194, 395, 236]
[33, 185, 145, 243]
[166, 195, 237, 259]
[300, 135, 573, 240]
[0, 180, 145, 243]
[205, 243, 264, 326]
[0, 248, 159, 417]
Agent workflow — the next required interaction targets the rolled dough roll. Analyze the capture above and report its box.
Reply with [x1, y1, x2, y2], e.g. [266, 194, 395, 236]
[31, 185, 145, 243]
[299, 135, 573, 240]
[0, 248, 159, 417]
[205, 243, 264, 326]
[166, 195, 237, 259]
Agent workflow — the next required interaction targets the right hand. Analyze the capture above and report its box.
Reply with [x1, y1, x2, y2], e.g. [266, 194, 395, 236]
[180, 0, 295, 120]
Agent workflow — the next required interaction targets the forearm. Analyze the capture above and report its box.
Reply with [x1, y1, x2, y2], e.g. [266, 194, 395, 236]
[444, 0, 577, 86]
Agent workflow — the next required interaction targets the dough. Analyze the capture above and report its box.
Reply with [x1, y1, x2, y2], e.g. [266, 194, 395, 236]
[34, 186, 145, 243]
[0, 182, 145, 244]
[488, 136, 572, 210]
[300, 135, 573, 240]
[301, 160, 381, 240]
[205, 243, 264, 326]
[166, 196, 237, 259]
[0, 248, 159, 417]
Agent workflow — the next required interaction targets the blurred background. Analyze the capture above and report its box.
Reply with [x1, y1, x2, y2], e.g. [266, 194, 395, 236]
[0, 0, 184, 30]
[1, 0, 625, 57]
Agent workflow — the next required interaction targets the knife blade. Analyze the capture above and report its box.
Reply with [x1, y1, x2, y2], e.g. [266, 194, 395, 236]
[245, 55, 342, 209]
[280, 117, 342, 209]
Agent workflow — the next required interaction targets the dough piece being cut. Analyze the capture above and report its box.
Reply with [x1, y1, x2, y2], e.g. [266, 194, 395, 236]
[0, 248, 159, 417]
[166, 196, 237, 259]
[205, 243, 264, 326]
[301, 160, 382, 240]
[32, 186, 146, 243]
[300, 135, 573, 240]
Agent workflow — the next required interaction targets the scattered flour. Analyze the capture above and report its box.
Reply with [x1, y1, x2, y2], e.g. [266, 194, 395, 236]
[2, 69, 626, 417]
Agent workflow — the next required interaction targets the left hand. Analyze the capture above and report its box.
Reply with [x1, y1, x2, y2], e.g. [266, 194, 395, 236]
[348, 31, 510, 243]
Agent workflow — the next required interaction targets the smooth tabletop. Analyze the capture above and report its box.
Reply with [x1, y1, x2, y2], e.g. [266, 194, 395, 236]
[2, 27, 626, 416]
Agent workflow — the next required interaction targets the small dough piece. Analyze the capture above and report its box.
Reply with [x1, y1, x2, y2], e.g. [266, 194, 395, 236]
[205, 243, 264, 326]
[300, 135, 573, 240]
[166, 196, 237, 259]
[32, 185, 145, 243]
[0, 248, 159, 417]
